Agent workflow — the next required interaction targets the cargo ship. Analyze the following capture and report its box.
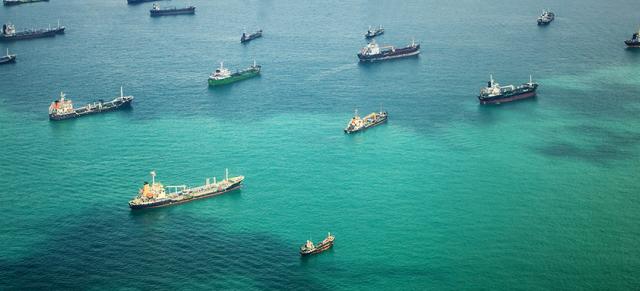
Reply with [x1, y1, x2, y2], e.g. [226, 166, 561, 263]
[300, 233, 335, 256]
[129, 169, 244, 210]
[537, 9, 555, 25]
[478, 75, 538, 105]
[3, 0, 48, 5]
[241, 29, 262, 43]
[1, 21, 65, 42]
[150, 3, 195, 17]
[344, 108, 388, 134]
[357, 39, 420, 62]
[625, 27, 640, 48]
[48, 87, 133, 121]
[365, 25, 384, 39]
[0, 48, 16, 64]
[208, 61, 261, 86]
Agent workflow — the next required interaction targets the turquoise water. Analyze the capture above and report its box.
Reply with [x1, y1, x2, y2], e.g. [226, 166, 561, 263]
[1, 0, 639, 289]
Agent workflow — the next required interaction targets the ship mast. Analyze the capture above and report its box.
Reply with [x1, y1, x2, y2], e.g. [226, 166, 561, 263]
[120, 86, 124, 98]
[150, 171, 156, 186]
[225, 168, 228, 181]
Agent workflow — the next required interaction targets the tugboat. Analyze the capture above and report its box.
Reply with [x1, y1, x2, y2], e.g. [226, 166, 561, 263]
[208, 61, 261, 86]
[1, 21, 64, 41]
[300, 233, 335, 256]
[364, 25, 384, 39]
[344, 108, 388, 134]
[0, 48, 16, 64]
[537, 9, 555, 25]
[48, 87, 134, 121]
[149, 3, 195, 17]
[624, 27, 640, 48]
[128, 169, 244, 210]
[3, 0, 49, 6]
[357, 39, 420, 62]
[478, 75, 538, 105]
[241, 29, 262, 43]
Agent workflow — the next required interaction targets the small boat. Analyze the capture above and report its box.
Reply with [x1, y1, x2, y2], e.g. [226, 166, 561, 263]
[537, 9, 555, 25]
[149, 3, 195, 17]
[625, 27, 640, 48]
[241, 29, 262, 43]
[344, 108, 388, 134]
[208, 61, 261, 86]
[129, 169, 244, 210]
[300, 233, 335, 256]
[48, 87, 134, 121]
[365, 25, 384, 39]
[0, 48, 16, 64]
[478, 75, 538, 105]
[357, 39, 420, 62]
[3, 0, 49, 6]
[0, 21, 65, 42]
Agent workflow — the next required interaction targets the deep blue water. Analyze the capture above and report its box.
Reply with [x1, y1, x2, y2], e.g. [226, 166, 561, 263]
[1, 0, 639, 290]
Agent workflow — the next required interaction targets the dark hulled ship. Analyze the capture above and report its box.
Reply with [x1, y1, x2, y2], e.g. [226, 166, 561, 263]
[478, 75, 538, 105]
[3, 0, 49, 6]
[241, 29, 262, 43]
[625, 28, 640, 48]
[300, 233, 335, 256]
[48, 87, 133, 121]
[1, 22, 64, 42]
[365, 25, 384, 39]
[149, 3, 195, 16]
[0, 48, 16, 64]
[127, 0, 161, 4]
[129, 170, 244, 210]
[344, 109, 388, 134]
[357, 39, 420, 62]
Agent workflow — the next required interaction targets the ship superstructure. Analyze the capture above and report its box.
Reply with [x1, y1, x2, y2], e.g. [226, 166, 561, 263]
[478, 75, 538, 104]
[357, 39, 420, 62]
[365, 25, 384, 39]
[48, 87, 133, 120]
[129, 169, 244, 210]
[537, 9, 555, 25]
[625, 27, 640, 47]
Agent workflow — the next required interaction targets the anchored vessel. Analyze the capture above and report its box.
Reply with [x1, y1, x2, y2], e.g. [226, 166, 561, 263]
[208, 61, 261, 86]
[3, 0, 49, 6]
[344, 108, 388, 134]
[1, 21, 64, 41]
[365, 25, 384, 39]
[150, 3, 195, 16]
[48, 87, 133, 121]
[0, 48, 16, 64]
[241, 29, 262, 43]
[625, 28, 640, 48]
[357, 39, 420, 62]
[478, 75, 538, 105]
[129, 170, 244, 210]
[537, 9, 555, 25]
[300, 233, 335, 256]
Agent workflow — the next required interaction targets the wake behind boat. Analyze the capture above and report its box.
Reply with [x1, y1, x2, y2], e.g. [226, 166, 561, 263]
[357, 39, 420, 62]
[48, 87, 133, 121]
[129, 169, 244, 210]
[0, 48, 16, 64]
[150, 3, 195, 16]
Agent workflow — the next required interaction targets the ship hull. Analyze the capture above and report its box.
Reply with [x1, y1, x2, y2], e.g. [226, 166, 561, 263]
[129, 182, 243, 210]
[344, 116, 388, 134]
[208, 68, 260, 86]
[624, 41, 640, 47]
[300, 241, 334, 256]
[241, 33, 262, 43]
[358, 45, 420, 62]
[150, 7, 195, 16]
[49, 98, 132, 121]
[0, 55, 16, 64]
[0, 29, 57, 41]
[478, 88, 537, 105]
[3, 0, 48, 6]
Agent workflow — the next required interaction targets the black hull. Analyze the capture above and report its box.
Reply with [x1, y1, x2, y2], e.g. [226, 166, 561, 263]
[3, 0, 49, 6]
[129, 182, 243, 210]
[127, 0, 156, 4]
[241, 32, 262, 43]
[478, 86, 538, 105]
[300, 241, 334, 256]
[49, 98, 132, 121]
[0, 30, 56, 41]
[624, 41, 640, 47]
[150, 7, 195, 16]
[0, 55, 16, 64]
[358, 44, 420, 62]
